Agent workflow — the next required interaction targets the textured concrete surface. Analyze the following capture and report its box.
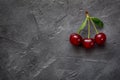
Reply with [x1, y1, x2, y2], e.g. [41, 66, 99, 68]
[0, 0, 120, 80]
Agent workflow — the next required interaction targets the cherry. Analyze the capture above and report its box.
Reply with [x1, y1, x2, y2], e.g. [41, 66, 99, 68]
[95, 33, 106, 45]
[83, 38, 95, 49]
[69, 33, 82, 46]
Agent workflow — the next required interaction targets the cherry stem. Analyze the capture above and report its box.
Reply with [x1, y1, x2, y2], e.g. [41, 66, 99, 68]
[86, 11, 90, 38]
[77, 18, 86, 34]
[87, 18, 90, 38]
[86, 11, 99, 34]
[90, 17, 99, 34]
[77, 11, 99, 35]
[77, 29, 81, 34]
[85, 11, 89, 16]
[77, 11, 89, 34]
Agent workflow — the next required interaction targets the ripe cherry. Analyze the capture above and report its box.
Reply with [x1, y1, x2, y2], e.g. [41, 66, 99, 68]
[95, 33, 106, 45]
[83, 38, 95, 49]
[69, 33, 82, 46]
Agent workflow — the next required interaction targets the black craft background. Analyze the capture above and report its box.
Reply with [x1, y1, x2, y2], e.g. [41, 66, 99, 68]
[0, 0, 120, 80]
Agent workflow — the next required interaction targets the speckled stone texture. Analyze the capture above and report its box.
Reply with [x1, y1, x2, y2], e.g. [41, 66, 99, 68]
[0, 0, 120, 80]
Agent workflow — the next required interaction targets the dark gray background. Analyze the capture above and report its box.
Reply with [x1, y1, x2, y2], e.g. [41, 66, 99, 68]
[0, 0, 120, 80]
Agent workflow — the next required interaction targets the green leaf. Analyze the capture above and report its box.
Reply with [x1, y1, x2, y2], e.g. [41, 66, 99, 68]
[77, 17, 87, 33]
[91, 17, 104, 28]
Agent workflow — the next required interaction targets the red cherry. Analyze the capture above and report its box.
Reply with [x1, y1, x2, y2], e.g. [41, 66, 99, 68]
[83, 38, 95, 49]
[69, 33, 82, 46]
[95, 33, 106, 45]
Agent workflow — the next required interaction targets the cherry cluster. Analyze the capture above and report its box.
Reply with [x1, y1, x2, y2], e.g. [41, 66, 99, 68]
[69, 11, 106, 49]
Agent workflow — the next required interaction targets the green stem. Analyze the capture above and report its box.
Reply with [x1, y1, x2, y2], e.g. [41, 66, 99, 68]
[77, 18, 87, 34]
[77, 25, 81, 34]
[90, 17, 99, 34]
[77, 11, 89, 34]
[87, 17, 90, 38]
[77, 28, 81, 34]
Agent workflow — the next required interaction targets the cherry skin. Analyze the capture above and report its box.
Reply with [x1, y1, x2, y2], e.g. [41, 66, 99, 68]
[95, 33, 106, 45]
[69, 33, 82, 46]
[83, 38, 95, 49]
